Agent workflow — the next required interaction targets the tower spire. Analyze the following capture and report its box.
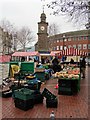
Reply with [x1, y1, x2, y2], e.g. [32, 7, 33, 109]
[43, 5, 45, 13]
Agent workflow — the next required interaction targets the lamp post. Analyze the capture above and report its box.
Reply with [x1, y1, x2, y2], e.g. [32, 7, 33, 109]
[13, 34, 17, 52]
[63, 34, 65, 50]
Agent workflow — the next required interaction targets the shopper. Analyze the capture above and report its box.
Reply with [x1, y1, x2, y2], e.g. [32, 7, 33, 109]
[80, 55, 86, 78]
[50, 111, 55, 120]
[52, 56, 59, 73]
[70, 58, 74, 64]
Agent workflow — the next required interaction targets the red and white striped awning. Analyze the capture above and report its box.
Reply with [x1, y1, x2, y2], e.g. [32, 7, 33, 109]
[50, 51, 62, 56]
[60, 48, 87, 56]
[12, 51, 40, 57]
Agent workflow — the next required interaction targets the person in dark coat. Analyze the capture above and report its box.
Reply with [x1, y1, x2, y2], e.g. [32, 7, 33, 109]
[52, 56, 59, 73]
[80, 55, 86, 78]
[70, 58, 74, 64]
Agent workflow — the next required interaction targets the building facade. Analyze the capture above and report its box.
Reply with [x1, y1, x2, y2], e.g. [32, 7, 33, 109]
[48, 30, 90, 56]
[0, 27, 12, 55]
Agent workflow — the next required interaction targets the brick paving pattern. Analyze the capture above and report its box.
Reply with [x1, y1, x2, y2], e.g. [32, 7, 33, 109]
[1, 66, 88, 119]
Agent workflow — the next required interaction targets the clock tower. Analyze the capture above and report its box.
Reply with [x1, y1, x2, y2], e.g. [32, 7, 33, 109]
[37, 11, 48, 51]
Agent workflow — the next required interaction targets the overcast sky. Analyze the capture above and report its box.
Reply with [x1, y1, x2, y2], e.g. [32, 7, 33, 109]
[0, 0, 85, 43]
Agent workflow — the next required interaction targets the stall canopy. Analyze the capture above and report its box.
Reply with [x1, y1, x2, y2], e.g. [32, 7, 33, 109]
[0, 55, 11, 62]
[50, 51, 62, 56]
[12, 51, 40, 57]
[60, 48, 87, 56]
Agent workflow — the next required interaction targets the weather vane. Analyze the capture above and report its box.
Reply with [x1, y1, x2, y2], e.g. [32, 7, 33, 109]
[43, 5, 45, 13]
[41, 0, 45, 13]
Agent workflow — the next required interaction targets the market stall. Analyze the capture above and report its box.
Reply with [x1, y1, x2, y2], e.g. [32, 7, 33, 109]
[11, 51, 40, 62]
[54, 64, 81, 95]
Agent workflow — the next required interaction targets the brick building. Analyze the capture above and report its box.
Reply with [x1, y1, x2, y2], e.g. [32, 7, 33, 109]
[48, 30, 90, 56]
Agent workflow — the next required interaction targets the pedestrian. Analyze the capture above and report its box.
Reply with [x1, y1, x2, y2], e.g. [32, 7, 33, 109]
[50, 111, 55, 120]
[80, 55, 86, 78]
[52, 56, 59, 73]
[70, 58, 74, 64]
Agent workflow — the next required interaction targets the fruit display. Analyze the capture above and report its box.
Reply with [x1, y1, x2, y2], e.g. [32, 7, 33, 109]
[54, 67, 80, 79]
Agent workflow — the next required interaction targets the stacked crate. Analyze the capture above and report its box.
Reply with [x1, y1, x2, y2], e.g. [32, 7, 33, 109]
[42, 88, 58, 108]
[58, 79, 79, 95]
[14, 88, 35, 111]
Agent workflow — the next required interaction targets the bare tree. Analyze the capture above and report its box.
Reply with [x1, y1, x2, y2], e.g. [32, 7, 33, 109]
[46, 0, 90, 28]
[0, 19, 16, 34]
[48, 23, 60, 36]
[17, 26, 34, 51]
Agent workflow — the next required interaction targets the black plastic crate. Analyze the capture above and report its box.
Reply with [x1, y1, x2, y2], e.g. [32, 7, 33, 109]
[2, 90, 12, 98]
[42, 88, 56, 100]
[34, 92, 43, 104]
[14, 98, 34, 111]
[46, 98, 58, 108]
[58, 87, 72, 95]
[58, 79, 79, 95]
[58, 79, 72, 87]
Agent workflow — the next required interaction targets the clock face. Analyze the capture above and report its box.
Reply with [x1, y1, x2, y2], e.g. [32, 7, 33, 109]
[40, 26, 45, 31]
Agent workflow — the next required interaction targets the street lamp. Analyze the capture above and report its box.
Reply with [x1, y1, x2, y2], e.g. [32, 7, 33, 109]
[63, 34, 65, 50]
[13, 34, 17, 51]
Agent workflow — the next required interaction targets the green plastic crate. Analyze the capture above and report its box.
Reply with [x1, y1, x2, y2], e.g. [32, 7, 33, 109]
[20, 62, 34, 74]
[14, 88, 34, 100]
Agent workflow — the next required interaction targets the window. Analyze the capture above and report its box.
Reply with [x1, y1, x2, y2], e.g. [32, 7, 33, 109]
[64, 38, 67, 41]
[68, 38, 71, 41]
[57, 46, 59, 50]
[88, 44, 90, 49]
[57, 40, 59, 42]
[64, 46, 67, 50]
[73, 45, 76, 48]
[83, 36, 87, 40]
[73, 37, 77, 41]
[88, 36, 90, 40]
[60, 46, 63, 50]
[78, 36, 82, 40]
[68, 45, 71, 48]
[78, 37, 80, 40]
[78, 44, 82, 49]
[71, 37, 74, 40]
[83, 44, 87, 49]
[53, 47, 56, 50]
